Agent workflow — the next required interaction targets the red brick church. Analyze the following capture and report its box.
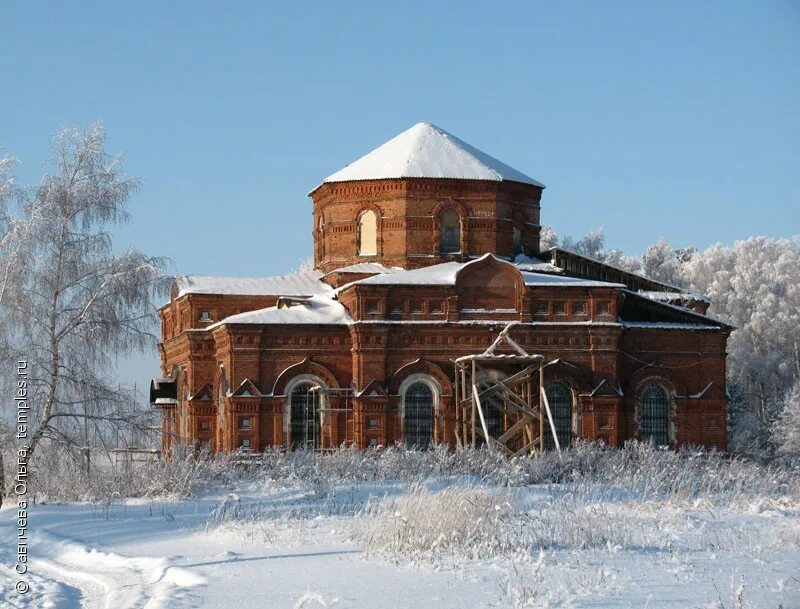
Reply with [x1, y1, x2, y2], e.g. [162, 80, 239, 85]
[151, 122, 730, 454]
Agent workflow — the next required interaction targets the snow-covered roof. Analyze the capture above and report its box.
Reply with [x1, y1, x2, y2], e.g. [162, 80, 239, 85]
[174, 271, 332, 298]
[512, 254, 563, 274]
[346, 255, 624, 289]
[210, 295, 352, 327]
[318, 123, 544, 189]
[352, 261, 464, 287]
[638, 290, 711, 303]
[520, 273, 624, 288]
[323, 262, 403, 276]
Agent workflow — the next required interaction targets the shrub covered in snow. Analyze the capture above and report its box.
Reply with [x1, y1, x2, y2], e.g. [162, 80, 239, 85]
[9, 441, 799, 509]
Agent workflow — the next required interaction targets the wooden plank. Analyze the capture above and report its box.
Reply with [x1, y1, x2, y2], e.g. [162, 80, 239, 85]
[514, 438, 539, 457]
[497, 416, 532, 444]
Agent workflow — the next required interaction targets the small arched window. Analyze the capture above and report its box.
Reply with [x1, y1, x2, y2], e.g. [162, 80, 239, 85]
[358, 210, 377, 256]
[513, 226, 523, 256]
[290, 382, 321, 449]
[404, 382, 434, 449]
[640, 385, 669, 446]
[544, 382, 572, 450]
[439, 208, 461, 254]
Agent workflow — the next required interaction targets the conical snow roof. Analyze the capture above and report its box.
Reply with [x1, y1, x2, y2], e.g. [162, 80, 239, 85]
[319, 122, 544, 188]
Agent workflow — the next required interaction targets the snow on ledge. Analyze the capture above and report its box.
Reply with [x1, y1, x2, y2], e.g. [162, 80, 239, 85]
[174, 271, 331, 298]
[621, 321, 722, 330]
[324, 262, 404, 276]
[209, 295, 352, 327]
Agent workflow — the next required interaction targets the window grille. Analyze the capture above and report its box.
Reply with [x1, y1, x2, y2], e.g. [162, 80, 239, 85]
[404, 382, 434, 449]
[640, 385, 669, 446]
[290, 382, 320, 449]
[544, 383, 572, 450]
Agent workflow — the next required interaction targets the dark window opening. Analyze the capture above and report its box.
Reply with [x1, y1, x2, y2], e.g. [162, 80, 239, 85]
[404, 382, 434, 449]
[476, 378, 505, 444]
[640, 385, 669, 446]
[544, 382, 572, 450]
[290, 382, 321, 449]
[439, 208, 461, 254]
[513, 226, 523, 256]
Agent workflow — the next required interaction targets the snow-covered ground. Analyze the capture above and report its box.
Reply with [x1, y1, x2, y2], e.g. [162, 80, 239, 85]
[1, 474, 798, 609]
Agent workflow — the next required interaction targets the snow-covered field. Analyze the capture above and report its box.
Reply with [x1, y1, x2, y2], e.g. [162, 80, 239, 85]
[1, 446, 798, 608]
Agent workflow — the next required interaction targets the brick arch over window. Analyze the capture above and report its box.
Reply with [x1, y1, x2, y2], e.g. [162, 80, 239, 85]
[542, 360, 594, 394]
[432, 200, 469, 256]
[455, 254, 524, 313]
[389, 358, 452, 397]
[356, 204, 382, 257]
[272, 358, 340, 396]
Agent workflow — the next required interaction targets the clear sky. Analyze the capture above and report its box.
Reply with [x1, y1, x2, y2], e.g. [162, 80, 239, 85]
[2, 2, 799, 391]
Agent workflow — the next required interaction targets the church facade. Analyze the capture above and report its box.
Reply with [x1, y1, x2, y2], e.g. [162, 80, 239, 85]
[151, 123, 730, 454]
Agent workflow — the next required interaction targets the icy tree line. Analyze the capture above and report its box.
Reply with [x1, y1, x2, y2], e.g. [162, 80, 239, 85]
[545, 226, 800, 459]
[0, 126, 170, 508]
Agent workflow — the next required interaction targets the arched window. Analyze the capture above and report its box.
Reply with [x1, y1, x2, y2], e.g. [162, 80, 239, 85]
[544, 382, 572, 450]
[290, 382, 321, 449]
[358, 210, 377, 256]
[640, 385, 669, 446]
[404, 382, 434, 449]
[513, 226, 523, 256]
[439, 208, 461, 254]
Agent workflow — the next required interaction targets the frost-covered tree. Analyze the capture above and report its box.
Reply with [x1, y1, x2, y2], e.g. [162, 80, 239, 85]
[539, 225, 558, 251]
[641, 238, 689, 288]
[0, 156, 15, 508]
[549, 226, 641, 272]
[1, 125, 170, 464]
[561, 227, 606, 259]
[685, 237, 800, 419]
[771, 380, 800, 458]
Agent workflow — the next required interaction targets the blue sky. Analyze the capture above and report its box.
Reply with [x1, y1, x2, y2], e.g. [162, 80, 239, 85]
[2, 2, 799, 389]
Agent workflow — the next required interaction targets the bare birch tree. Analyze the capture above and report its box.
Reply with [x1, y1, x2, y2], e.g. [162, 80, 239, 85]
[2, 125, 169, 467]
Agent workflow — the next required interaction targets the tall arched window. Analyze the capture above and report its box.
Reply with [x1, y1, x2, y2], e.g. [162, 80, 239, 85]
[358, 210, 377, 256]
[640, 385, 669, 446]
[544, 382, 572, 450]
[404, 382, 434, 448]
[439, 208, 461, 254]
[290, 382, 321, 449]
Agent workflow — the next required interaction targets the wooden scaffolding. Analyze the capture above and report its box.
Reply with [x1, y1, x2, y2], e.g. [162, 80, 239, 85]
[454, 324, 561, 456]
[313, 386, 354, 449]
